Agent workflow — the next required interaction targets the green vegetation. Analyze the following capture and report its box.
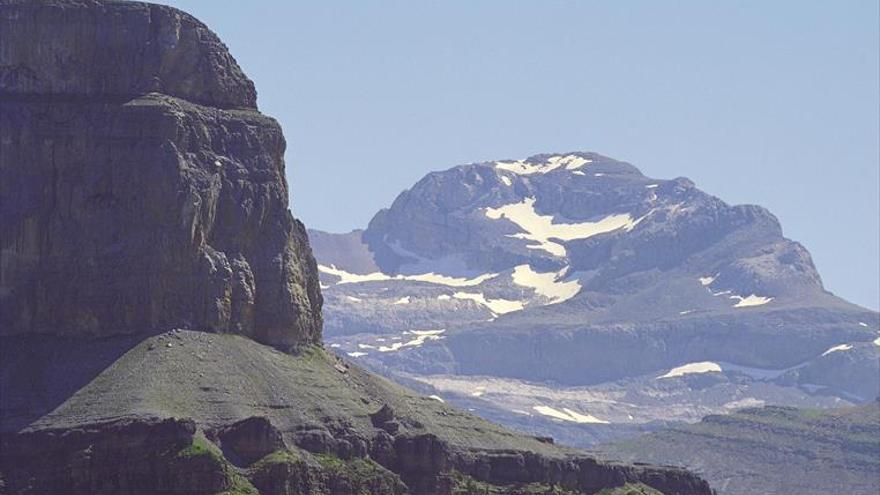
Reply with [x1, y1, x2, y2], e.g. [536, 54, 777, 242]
[446, 470, 577, 495]
[314, 453, 385, 478]
[173, 433, 260, 495]
[176, 434, 224, 464]
[251, 449, 302, 469]
[311, 453, 406, 494]
[596, 483, 664, 495]
[215, 472, 260, 495]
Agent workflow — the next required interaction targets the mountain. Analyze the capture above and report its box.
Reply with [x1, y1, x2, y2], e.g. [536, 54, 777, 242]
[0, 2, 712, 494]
[310, 154, 879, 481]
[601, 402, 880, 495]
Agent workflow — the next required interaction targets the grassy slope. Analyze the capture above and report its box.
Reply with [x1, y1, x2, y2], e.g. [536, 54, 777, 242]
[15, 329, 571, 459]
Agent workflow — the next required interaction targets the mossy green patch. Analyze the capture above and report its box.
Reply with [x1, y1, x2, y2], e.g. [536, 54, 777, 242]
[215, 472, 260, 495]
[596, 483, 664, 495]
[176, 434, 223, 463]
[446, 470, 576, 495]
[251, 449, 302, 469]
[314, 453, 384, 477]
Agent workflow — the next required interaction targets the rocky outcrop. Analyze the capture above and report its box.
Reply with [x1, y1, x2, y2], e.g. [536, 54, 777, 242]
[0, 412, 712, 495]
[0, 417, 232, 495]
[0, 0, 322, 349]
[0, 0, 256, 109]
[208, 416, 287, 466]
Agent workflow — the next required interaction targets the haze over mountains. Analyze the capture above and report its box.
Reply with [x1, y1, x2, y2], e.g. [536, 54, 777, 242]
[310, 152, 880, 493]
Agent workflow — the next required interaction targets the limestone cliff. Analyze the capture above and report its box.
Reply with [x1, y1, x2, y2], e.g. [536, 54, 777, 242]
[0, 0, 322, 349]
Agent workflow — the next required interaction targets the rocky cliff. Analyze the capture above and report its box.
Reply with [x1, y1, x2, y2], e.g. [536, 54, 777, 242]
[0, 2, 713, 494]
[0, 0, 322, 350]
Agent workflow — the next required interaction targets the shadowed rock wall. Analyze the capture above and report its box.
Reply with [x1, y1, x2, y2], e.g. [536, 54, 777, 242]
[0, 0, 322, 349]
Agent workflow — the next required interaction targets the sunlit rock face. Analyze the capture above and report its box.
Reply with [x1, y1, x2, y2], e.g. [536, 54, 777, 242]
[0, 0, 322, 349]
[311, 151, 878, 438]
[312, 151, 861, 344]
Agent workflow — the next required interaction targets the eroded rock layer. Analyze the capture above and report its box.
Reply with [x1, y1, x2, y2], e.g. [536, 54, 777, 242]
[0, 0, 322, 349]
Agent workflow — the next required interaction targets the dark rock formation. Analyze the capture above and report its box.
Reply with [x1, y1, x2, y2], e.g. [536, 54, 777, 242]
[0, 417, 231, 495]
[0, 0, 256, 109]
[208, 416, 286, 466]
[0, 0, 322, 349]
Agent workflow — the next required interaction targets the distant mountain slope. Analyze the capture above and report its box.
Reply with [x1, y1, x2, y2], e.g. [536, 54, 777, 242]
[310, 152, 878, 400]
[600, 402, 880, 495]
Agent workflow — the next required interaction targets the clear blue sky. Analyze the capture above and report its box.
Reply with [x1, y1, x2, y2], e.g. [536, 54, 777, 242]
[161, 1, 879, 310]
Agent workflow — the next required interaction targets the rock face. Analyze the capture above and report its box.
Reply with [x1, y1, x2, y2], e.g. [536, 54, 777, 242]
[314, 152, 877, 387]
[0, 0, 322, 349]
[0, 0, 256, 109]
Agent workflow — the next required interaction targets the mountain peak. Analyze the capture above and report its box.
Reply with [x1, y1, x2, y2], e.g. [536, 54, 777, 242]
[463, 151, 645, 178]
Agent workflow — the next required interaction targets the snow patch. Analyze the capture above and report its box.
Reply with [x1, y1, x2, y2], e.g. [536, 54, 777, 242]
[485, 197, 642, 256]
[699, 275, 717, 286]
[494, 155, 591, 175]
[645, 184, 659, 189]
[822, 343, 853, 356]
[858, 321, 869, 327]
[657, 361, 722, 379]
[723, 398, 765, 409]
[500, 176, 512, 186]
[319, 264, 497, 287]
[730, 294, 773, 308]
[377, 329, 446, 352]
[428, 395, 444, 403]
[511, 264, 581, 303]
[393, 296, 411, 305]
[437, 294, 451, 300]
[572, 170, 586, 176]
[679, 309, 695, 315]
[532, 405, 608, 424]
[346, 352, 367, 358]
[345, 296, 362, 302]
[453, 292, 523, 315]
